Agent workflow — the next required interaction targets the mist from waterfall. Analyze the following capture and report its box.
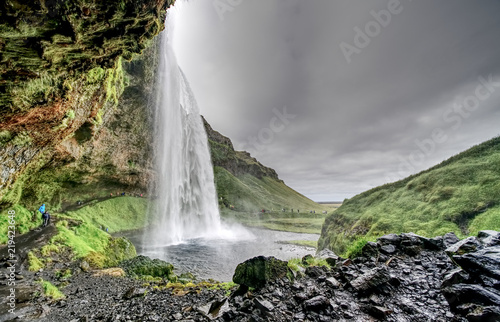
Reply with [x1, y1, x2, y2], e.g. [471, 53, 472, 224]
[148, 9, 222, 246]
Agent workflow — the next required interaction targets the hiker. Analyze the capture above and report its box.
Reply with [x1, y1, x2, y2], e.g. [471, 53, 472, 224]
[38, 203, 45, 215]
[41, 212, 47, 226]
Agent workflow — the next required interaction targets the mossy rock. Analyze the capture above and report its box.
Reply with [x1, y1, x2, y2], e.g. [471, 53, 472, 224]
[120, 255, 176, 281]
[105, 237, 136, 266]
[232, 256, 293, 289]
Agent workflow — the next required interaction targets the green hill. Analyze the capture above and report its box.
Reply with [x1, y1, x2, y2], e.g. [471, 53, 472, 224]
[318, 136, 500, 254]
[204, 117, 323, 214]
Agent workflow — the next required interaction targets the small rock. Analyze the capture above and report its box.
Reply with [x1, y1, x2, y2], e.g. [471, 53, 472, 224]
[254, 297, 274, 312]
[380, 244, 396, 255]
[316, 249, 339, 267]
[350, 266, 391, 293]
[304, 295, 329, 311]
[325, 277, 341, 289]
[123, 287, 147, 299]
[442, 268, 470, 288]
[80, 261, 90, 272]
[362, 242, 379, 258]
[172, 313, 183, 320]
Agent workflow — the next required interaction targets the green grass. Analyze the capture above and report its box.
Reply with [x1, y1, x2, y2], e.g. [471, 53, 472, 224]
[287, 257, 330, 272]
[28, 251, 44, 272]
[62, 196, 148, 233]
[222, 209, 327, 234]
[0, 205, 41, 244]
[39, 280, 65, 300]
[215, 167, 327, 214]
[319, 136, 500, 254]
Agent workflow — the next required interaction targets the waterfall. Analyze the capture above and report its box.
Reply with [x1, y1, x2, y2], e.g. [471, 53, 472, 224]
[149, 11, 222, 245]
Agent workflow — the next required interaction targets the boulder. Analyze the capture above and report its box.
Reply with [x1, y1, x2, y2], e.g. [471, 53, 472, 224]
[254, 297, 274, 312]
[197, 298, 230, 320]
[361, 242, 379, 258]
[325, 277, 341, 289]
[233, 256, 292, 288]
[420, 235, 444, 250]
[442, 268, 470, 288]
[478, 230, 500, 247]
[443, 284, 500, 310]
[350, 266, 391, 293]
[445, 237, 481, 256]
[452, 246, 500, 280]
[316, 249, 339, 267]
[120, 255, 176, 281]
[303, 295, 330, 311]
[377, 234, 401, 246]
[380, 244, 396, 255]
[443, 232, 460, 248]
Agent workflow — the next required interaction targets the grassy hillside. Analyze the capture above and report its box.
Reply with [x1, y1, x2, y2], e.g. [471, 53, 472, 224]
[214, 166, 323, 213]
[319, 136, 500, 254]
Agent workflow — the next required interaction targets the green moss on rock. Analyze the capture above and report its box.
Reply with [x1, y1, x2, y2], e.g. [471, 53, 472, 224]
[232, 256, 293, 289]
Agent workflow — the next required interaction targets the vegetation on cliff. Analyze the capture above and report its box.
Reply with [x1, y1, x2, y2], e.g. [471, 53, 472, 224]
[319, 136, 500, 254]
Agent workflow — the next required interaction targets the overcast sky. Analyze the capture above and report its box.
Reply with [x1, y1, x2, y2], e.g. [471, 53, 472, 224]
[166, 0, 500, 201]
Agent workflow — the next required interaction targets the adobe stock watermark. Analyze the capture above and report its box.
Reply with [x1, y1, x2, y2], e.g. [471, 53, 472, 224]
[340, 0, 412, 64]
[386, 74, 500, 183]
[243, 106, 296, 151]
[213, 0, 244, 21]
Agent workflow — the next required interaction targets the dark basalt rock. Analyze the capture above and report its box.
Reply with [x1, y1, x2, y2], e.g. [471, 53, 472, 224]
[377, 234, 401, 246]
[443, 232, 460, 247]
[233, 256, 292, 289]
[453, 246, 500, 280]
[361, 241, 379, 258]
[303, 295, 329, 311]
[478, 230, 500, 247]
[380, 244, 396, 255]
[316, 248, 339, 267]
[350, 266, 391, 293]
[445, 236, 482, 256]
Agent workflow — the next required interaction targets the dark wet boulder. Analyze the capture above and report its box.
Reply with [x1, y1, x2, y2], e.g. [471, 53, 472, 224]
[361, 242, 379, 258]
[443, 284, 500, 310]
[305, 266, 324, 278]
[197, 298, 230, 320]
[325, 277, 341, 289]
[120, 255, 176, 281]
[380, 244, 396, 255]
[316, 249, 339, 267]
[443, 232, 460, 247]
[233, 256, 292, 288]
[377, 234, 401, 246]
[420, 235, 444, 250]
[452, 246, 500, 280]
[442, 268, 470, 288]
[254, 297, 274, 312]
[350, 266, 391, 293]
[445, 237, 482, 256]
[478, 230, 500, 247]
[303, 295, 329, 311]
[362, 304, 393, 319]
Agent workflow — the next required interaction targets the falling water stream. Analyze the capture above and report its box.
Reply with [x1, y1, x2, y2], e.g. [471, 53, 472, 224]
[135, 5, 317, 281]
[148, 11, 222, 246]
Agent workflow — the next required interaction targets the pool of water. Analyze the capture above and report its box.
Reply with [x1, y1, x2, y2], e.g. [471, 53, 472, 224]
[118, 226, 318, 281]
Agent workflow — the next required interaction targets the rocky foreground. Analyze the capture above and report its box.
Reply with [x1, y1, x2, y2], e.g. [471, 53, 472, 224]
[1, 230, 499, 321]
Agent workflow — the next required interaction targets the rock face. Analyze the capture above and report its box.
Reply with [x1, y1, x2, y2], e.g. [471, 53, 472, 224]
[442, 230, 500, 321]
[203, 117, 280, 180]
[0, 0, 174, 206]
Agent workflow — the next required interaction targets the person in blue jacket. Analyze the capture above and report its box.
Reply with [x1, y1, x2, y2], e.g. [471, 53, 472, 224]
[38, 204, 45, 215]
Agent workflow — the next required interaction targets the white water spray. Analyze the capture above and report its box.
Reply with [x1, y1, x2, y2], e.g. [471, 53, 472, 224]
[149, 9, 222, 245]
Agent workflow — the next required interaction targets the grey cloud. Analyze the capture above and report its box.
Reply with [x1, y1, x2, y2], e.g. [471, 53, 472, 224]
[170, 0, 500, 201]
